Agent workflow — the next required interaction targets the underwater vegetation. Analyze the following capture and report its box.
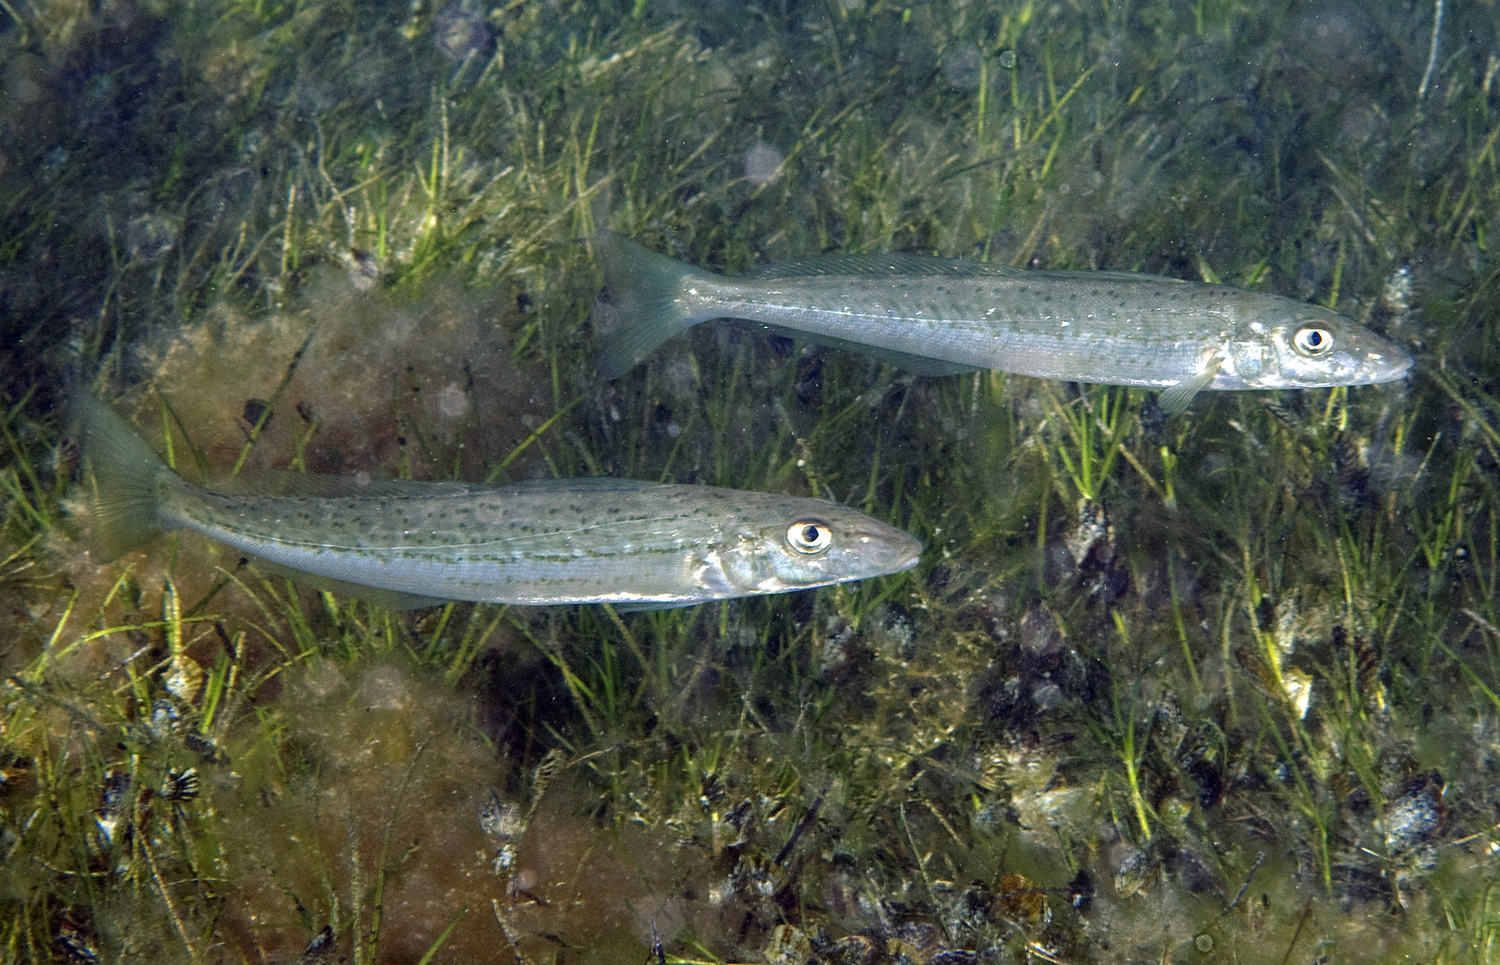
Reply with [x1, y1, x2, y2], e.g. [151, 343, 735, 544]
[1, 0, 1498, 962]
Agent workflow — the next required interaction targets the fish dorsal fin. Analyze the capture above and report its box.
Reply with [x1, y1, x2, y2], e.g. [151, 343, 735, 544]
[1060, 268, 1191, 286]
[497, 477, 663, 493]
[748, 254, 1023, 279]
[209, 474, 678, 501]
[206, 471, 488, 499]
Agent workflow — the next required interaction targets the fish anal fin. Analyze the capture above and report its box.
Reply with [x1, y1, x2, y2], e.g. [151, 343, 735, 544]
[250, 558, 451, 610]
[740, 321, 980, 376]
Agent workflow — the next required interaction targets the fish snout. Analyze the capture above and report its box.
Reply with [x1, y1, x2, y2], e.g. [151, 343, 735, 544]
[850, 522, 923, 576]
[1377, 343, 1414, 381]
[1354, 332, 1414, 385]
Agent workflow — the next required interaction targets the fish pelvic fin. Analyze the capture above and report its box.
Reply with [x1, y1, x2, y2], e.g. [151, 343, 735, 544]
[75, 397, 176, 561]
[593, 231, 707, 379]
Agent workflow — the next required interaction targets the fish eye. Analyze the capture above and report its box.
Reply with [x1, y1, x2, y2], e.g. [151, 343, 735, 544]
[786, 519, 833, 554]
[1293, 326, 1335, 357]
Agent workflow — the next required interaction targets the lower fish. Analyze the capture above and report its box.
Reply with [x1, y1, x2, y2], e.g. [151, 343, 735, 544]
[593, 232, 1412, 413]
[76, 398, 920, 608]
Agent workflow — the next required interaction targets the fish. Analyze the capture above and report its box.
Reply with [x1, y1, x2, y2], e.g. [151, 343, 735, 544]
[593, 232, 1413, 414]
[75, 398, 921, 608]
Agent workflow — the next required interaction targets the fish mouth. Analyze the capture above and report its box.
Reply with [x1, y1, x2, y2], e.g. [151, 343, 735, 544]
[1387, 348, 1415, 380]
[1361, 344, 1415, 384]
[875, 531, 924, 575]
[839, 524, 923, 578]
[1325, 330, 1413, 386]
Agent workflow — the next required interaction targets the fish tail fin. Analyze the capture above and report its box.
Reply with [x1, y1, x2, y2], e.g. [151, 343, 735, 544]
[593, 231, 709, 379]
[75, 397, 173, 560]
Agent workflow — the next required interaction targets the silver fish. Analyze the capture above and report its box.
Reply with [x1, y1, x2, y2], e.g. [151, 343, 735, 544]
[76, 399, 920, 608]
[593, 232, 1412, 413]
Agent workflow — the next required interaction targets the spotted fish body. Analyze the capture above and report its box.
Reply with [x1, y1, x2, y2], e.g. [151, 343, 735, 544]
[77, 399, 921, 608]
[594, 232, 1412, 412]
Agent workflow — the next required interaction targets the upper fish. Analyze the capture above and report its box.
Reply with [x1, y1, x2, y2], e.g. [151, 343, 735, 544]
[76, 398, 921, 608]
[593, 232, 1412, 413]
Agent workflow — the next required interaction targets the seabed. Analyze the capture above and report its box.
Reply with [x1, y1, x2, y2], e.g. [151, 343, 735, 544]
[1, 1, 1498, 962]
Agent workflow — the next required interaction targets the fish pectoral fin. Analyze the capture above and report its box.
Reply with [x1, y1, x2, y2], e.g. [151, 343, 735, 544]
[1158, 357, 1223, 416]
